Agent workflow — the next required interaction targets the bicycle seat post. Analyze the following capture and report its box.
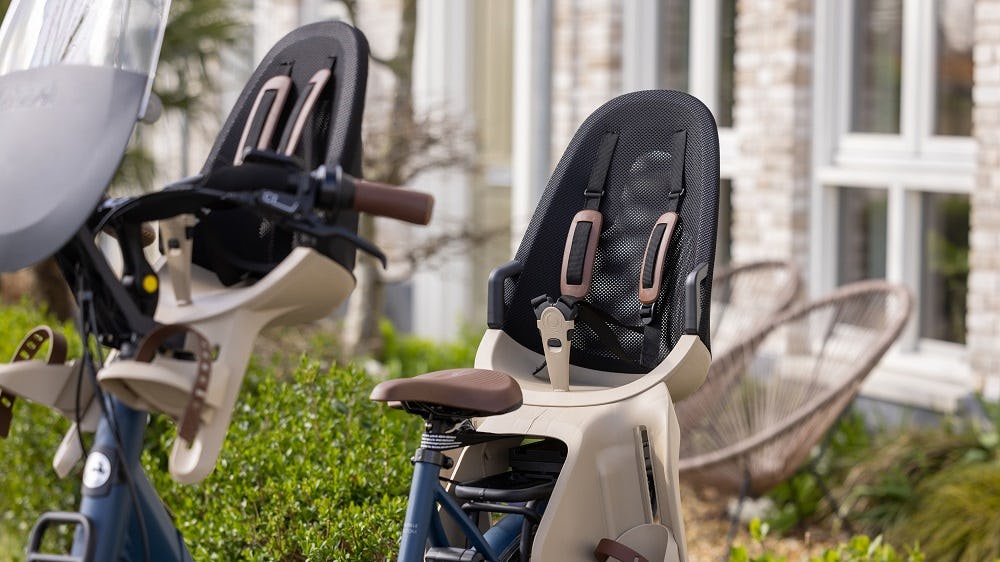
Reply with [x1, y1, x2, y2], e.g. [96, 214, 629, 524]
[399, 417, 456, 561]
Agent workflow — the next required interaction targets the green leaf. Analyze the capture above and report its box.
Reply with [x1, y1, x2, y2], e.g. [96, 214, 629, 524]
[850, 534, 871, 555]
[749, 517, 763, 542]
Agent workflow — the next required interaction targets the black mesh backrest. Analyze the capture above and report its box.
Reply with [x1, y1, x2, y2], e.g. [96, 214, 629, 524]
[503, 90, 720, 374]
[192, 21, 369, 284]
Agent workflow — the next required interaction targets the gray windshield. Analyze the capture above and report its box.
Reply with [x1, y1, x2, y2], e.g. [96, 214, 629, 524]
[0, 0, 168, 98]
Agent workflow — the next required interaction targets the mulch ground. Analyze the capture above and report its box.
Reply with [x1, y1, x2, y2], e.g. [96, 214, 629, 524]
[682, 484, 845, 561]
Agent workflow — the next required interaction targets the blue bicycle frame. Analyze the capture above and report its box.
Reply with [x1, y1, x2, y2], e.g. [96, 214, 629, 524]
[398, 448, 502, 562]
[31, 396, 194, 562]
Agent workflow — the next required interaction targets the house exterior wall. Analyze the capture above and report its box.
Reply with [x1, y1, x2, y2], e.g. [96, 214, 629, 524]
[550, 0, 622, 161]
[730, 0, 813, 280]
[142, 1, 997, 406]
[971, 0, 1000, 398]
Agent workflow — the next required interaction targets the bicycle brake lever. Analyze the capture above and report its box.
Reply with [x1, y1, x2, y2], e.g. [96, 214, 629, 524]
[294, 221, 387, 267]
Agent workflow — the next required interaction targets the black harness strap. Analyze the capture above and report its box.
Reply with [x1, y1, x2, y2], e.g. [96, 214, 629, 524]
[584, 131, 620, 210]
[534, 130, 622, 381]
[639, 129, 687, 368]
[561, 210, 603, 298]
[561, 131, 619, 297]
[575, 302, 645, 370]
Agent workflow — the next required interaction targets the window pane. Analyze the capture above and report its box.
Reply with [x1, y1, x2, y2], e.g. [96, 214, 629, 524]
[934, 0, 973, 136]
[838, 187, 888, 284]
[658, 0, 689, 92]
[851, 0, 903, 134]
[920, 193, 969, 343]
[715, 178, 732, 268]
[716, 0, 736, 128]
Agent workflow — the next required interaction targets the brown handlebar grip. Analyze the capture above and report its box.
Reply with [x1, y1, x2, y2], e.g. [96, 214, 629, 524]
[352, 179, 435, 225]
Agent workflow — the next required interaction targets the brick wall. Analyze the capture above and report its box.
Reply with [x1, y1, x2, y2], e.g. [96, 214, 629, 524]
[550, 0, 622, 164]
[730, 0, 813, 280]
[970, 0, 1000, 396]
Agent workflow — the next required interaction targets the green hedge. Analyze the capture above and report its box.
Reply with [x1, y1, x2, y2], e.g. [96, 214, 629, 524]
[0, 303, 80, 560]
[378, 321, 481, 379]
[146, 358, 422, 560]
[0, 304, 480, 561]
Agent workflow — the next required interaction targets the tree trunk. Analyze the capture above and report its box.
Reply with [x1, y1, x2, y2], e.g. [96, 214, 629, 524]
[341, 0, 418, 358]
[0, 258, 75, 320]
[342, 215, 386, 357]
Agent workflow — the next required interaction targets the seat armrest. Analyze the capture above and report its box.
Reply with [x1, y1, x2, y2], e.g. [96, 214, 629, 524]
[487, 260, 523, 329]
[685, 262, 709, 335]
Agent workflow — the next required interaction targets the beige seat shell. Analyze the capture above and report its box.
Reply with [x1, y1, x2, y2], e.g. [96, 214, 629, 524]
[98, 245, 355, 484]
[429, 330, 710, 562]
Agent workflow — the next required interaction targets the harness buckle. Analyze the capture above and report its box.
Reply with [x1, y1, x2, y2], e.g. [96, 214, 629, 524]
[534, 295, 578, 392]
[639, 303, 655, 326]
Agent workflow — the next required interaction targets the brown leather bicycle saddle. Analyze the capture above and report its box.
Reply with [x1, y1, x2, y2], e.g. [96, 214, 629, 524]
[370, 368, 522, 419]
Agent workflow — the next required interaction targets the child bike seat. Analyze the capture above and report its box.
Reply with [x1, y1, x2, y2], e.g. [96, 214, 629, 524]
[95, 21, 370, 485]
[191, 20, 368, 286]
[403, 90, 719, 562]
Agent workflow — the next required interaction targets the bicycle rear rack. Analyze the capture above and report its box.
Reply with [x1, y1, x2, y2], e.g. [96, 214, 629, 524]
[25, 511, 94, 562]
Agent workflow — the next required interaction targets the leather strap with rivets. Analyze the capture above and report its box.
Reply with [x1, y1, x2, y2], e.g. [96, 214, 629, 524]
[1, 326, 68, 438]
[135, 324, 213, 443]
[594, 538, 648, 562]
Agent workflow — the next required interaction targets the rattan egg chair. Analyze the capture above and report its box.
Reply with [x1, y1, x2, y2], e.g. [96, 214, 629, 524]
[677, 280, 911, 496]
[708, 260, 801, 360]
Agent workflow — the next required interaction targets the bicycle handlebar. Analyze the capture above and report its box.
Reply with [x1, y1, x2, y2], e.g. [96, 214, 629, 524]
[315, 166, 435, 226]
[196, 160, 434, 225]
[348, 178, 434, 225]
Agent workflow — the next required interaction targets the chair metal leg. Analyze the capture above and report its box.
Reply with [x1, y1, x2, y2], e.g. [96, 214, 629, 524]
[805, 464, 855, 536]
[805, 408, 857, 536]
[721, 470, 751, 562]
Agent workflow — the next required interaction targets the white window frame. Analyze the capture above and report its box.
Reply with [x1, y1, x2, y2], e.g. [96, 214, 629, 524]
[623, 0, 739, 178]
[812, 0, 976, 403]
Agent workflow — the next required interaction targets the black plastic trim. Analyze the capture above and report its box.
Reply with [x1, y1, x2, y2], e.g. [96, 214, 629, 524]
[487, 260, 523, 329]
[685, 262, 710, 335]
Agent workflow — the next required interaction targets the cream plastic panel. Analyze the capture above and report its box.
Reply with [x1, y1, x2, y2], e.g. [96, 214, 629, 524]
[0, 361, 91, 422]
[0, 358, 105, 478]
[444, 389, 689, 561]
[616, 524, 679, 562]
[97, 247, 355, 484]
[474, 330, 711, 405]
[435, 330, 712, 561]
